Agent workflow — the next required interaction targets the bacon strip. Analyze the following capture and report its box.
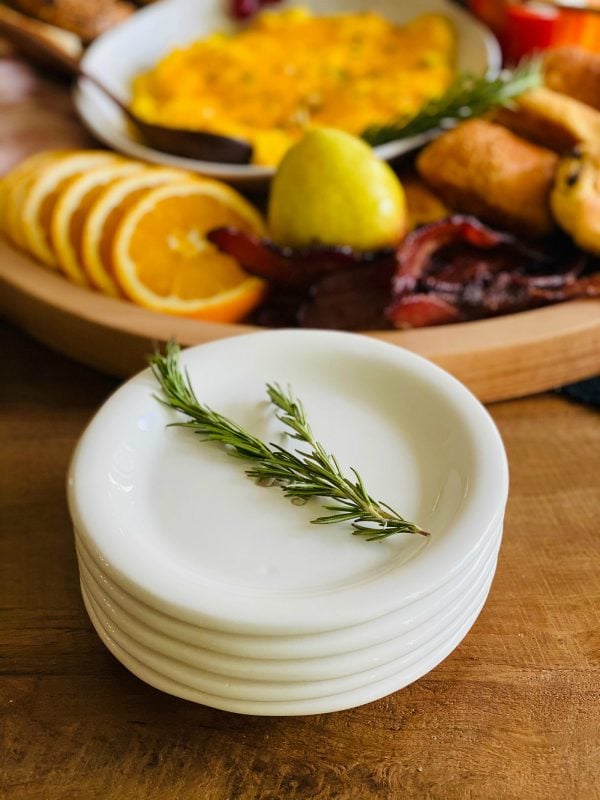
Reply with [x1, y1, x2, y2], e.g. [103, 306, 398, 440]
[393, 215, 510, 295]
[387, 217, 595, 328]
[208, 227, 394, 289]
[209, 220, 600, 330]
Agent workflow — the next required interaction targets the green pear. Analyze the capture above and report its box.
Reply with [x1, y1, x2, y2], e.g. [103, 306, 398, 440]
[268, 127, 407, 250]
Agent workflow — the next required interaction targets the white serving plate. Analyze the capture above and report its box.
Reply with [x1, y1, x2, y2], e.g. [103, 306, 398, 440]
[79, 535, 498, 682]
[82, 571, 492, 715]
[75, 0, 501, 187]
[75, 516, 501, 663]
[69, 330, 508, 635]
[82, 561, 493, 703]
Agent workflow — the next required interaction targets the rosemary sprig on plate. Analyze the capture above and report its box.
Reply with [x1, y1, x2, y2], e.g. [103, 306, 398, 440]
[362, 58, 542, 147]
[149, 342, 428, 541]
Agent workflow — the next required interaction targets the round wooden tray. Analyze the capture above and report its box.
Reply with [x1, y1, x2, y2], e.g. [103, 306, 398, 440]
[1, 237, 599, 403]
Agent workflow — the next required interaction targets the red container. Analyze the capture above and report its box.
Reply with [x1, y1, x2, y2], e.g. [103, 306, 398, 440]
[469, 1, 600, 62]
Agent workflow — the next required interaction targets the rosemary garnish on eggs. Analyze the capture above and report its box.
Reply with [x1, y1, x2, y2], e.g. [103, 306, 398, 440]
[362, 58, 542, 146]
[149, 342, 428, 541]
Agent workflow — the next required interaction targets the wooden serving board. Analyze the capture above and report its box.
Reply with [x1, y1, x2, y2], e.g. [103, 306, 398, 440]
[1, 237, 599, 403]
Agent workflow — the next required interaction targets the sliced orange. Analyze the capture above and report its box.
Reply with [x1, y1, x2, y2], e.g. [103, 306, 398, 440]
[112, 180, 267, 321]
[1, 150, 65, 249]
[20, 150, 120, 267]
[81, 167, 194, 296]
[51, 161, 145, 285]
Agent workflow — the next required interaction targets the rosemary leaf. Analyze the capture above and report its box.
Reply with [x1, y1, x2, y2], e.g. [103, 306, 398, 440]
[149, 343, 428, 542]
[362, 58, 542, 147]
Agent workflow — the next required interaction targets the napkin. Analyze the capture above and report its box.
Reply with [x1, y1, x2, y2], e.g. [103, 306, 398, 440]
[557, 376, 600, 408]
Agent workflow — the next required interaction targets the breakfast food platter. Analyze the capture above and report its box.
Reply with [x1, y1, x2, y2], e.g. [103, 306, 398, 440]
[0, 0, 600, 402]
[1, 236, 598, 402]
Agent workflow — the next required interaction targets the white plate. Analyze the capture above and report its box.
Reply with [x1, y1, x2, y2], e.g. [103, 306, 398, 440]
[80, 540, 497, 682]
[82, 561, 493, 703]
[69, 330, 508, 635]
[75, 0, 501, 187]
[75, 517, 501, 663]
[82, 572, 492, 715]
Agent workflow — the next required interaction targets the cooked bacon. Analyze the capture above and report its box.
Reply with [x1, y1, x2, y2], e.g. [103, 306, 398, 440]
[387, 216, 595, 328]
[386, 295, 460, 328]
[530, 269, 600, 300]
[210, 219, 599, 330]
[393, 216, 510, 295]
[208, 227, 394, 289]
[298, 261, 395, 330]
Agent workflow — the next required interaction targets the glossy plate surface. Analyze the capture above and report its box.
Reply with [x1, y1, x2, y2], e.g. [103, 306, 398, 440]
[75, 519, 500, 659]
[82, 573, 493, 715]
[79, 541, 498, 682]
[83, 566, 493, 701]
[68, 330, 508, 634]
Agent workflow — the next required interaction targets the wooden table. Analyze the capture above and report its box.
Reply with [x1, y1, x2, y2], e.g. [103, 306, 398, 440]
[1, 320, 599, 800]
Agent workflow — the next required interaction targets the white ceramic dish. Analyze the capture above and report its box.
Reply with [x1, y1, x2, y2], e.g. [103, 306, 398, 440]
[82, 574, 492, 715]
[79, 538, 498, 682]
[68, 330, 508, 635]
[75, 518, 501, 664]
[75, 0, 501, 187]
[82, 562, 493, 703]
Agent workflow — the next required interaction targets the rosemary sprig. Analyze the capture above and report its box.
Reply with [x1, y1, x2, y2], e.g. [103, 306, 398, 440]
[362, 58, 542, 147]
[149, 342, 428, 541]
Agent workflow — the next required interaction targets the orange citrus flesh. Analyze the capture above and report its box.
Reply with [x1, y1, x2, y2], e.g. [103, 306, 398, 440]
[81, 168, 192, 296]
[113, 181, 267, 321]
[22, 151, 119, 266]
[1, 153, 269, 325]
[51, 162, 143, 284]
[1, 151, 65, 249]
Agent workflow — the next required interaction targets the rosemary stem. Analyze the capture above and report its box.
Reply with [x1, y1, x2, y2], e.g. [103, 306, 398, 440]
[149, 343, 429, 542]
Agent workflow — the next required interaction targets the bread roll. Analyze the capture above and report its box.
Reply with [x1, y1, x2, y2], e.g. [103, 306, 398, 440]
[416, 119, 558, 238]
[493, 87, 600, 153]
[544, 47, 600, 111]
[551, 145, 600, 255]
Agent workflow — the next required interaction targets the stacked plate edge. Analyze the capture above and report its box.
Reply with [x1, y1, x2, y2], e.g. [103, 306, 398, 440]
[68, 330, 509, 715]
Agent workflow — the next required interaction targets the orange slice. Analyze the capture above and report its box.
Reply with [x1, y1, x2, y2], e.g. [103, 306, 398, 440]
[1, 150, 65, 249]
[51, 161, 145, 285]
[112, 180, 267, 321]
[20, 150, 120, 267]
[81, 167, 194, 296]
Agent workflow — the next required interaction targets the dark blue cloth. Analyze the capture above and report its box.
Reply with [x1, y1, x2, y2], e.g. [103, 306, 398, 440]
[557, 377, 600, 408]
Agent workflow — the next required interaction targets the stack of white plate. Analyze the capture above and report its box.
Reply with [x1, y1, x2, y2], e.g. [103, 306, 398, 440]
[69, 330, 508, 715]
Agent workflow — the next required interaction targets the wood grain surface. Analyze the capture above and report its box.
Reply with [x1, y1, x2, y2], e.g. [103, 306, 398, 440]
[2, 233, 600, 405]
[1, 321, 599, 800]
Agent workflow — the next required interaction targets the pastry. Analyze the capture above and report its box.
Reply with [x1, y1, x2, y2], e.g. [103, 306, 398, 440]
[551, 144, 600, 256]
[492, 87, 600, 153]
[416, 118, 558, 238]
[544, 46, 600, 111]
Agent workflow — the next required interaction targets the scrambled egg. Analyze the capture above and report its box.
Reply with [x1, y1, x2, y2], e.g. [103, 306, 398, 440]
[132, 8, 456, 166]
